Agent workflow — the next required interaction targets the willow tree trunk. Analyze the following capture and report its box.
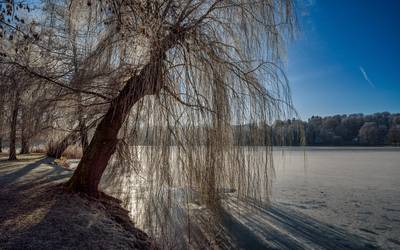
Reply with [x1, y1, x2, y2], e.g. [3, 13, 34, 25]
[20, 114, 30, 154]
[66, 30, 183, 196]
[67, 59, 163, 196]
[9, 94, 19, 160]
[20, 135, 30, 154]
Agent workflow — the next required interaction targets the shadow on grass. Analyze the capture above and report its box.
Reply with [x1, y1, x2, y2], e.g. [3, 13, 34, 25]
[0, 156, 152, 249]
[0, 184, 153, 250]
[0, 157, 72, 190]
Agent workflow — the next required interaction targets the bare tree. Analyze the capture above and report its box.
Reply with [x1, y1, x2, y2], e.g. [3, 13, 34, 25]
[20, 105, 30, 154]
[64, 0, 295, 200]
[9, 79, 20, 160]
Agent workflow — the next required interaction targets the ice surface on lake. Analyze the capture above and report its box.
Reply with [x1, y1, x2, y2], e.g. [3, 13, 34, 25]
[102, 147, 400, 249]
[272, 147, 400, 249]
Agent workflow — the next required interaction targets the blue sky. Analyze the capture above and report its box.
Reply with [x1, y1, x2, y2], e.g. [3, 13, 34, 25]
[288, 0, 400, 119]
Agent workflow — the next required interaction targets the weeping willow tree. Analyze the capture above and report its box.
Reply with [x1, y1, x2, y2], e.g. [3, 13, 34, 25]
[0, 0, 295, 198]
[65, 0, 295, 202]
[0, 0, 296, 245]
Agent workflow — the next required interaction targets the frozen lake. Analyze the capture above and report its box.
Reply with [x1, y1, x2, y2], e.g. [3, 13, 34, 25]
[272, 147, 400, 249]
[75, 146, 400, 248]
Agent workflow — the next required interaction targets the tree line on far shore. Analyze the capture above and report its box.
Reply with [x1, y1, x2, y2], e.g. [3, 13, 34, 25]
[270, 112, 400, 146]
[2, 111, 398, 150]
[111, 112, 400, 147]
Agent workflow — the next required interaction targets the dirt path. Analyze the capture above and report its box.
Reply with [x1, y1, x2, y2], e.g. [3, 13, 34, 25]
[0, 154, 154, 250]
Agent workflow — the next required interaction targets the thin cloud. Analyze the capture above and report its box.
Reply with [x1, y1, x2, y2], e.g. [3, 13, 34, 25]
[359, 66, 375, 88]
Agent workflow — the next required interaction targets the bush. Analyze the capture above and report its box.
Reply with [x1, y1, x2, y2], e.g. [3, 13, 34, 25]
[61, 145, 83, 159]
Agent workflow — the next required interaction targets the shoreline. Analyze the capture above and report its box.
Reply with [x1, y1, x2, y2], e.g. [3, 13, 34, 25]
[0, 155, 155, 250]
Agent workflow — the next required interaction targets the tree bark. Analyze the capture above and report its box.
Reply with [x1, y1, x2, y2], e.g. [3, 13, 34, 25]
[9, 92, 19, 161]
[20, 110, 30, 154]
[20, 135, 30, 154]
[66, 59, 163, 196]
[0, 137, 2, 153]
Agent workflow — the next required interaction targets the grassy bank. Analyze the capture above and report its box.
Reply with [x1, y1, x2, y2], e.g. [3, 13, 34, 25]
[0, 154, 155, 249]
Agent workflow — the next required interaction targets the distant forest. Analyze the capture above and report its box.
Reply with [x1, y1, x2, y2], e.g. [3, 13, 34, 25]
[135, 112, 400, 147]
[272, 112, 400, 146]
